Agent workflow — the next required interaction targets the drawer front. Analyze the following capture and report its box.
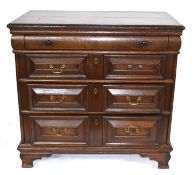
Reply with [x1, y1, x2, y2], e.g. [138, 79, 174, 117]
[26, 54, 88, 79]
[104, 85, 164, 113]
[25, 36, 168, 51]
[104, 55, 166, 80]
[103, 116, 161, 146]
[30, 116, 89, 145]
[28, 84, 88, 111]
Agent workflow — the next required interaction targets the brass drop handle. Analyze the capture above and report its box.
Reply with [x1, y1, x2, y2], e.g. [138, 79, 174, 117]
[93, 88, 98, 95]
[52, 128, 67, 136]
[127, 65, 133, 69]
[94, 57, 99, 65]
[127, 64, 143, 70]
[126, 96, 142, 106]
[50, 95, 65, 104]
[124, 126, 140, 134]
[138, 65, 143, 69]
[49, 64, 66, 74]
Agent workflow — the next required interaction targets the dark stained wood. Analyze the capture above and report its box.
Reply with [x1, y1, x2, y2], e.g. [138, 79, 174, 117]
[87, 54, 104, 79]
[18, 78, 175, 84]
[103, 116, 161, 146]
[23, 35, 169, 51]
[104, 55, 167, 80]
[8, 11, 184, 28]
[27, 84, 88, 112]
[7, 11, 184, 168]
[11, 35, 24, 49]
[88, 84, 103, 112]
[140, 153, 171, 169]
[103, 85, 165, 113]
[31, 115, 89, 145]
[20, 153, 51, 168]
[89, 116, 103, 146]
[26, 54, 88, 79]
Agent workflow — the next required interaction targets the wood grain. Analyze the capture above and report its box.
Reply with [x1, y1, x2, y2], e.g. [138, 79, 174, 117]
[7, 11, 184, 168]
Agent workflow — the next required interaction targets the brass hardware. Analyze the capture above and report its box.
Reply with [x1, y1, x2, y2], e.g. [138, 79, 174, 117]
[124, 126, 140, 134]
[126, 96, 142, 106]
[52, 128, 67, 136]
[49, 64, 66, 74]
[94, 119, 99, 126]
[94, 57, 99, 65]
[50, 95, 65, 104]
[138, 64, 143, 69]
[127, 64, 133, 69]
[93, 88, 98, 95]
[127, 64, 143, 70]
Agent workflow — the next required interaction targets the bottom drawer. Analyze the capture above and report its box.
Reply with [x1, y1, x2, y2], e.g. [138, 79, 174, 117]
[103, 115, 161, 146]
[30, 116, 89, 145]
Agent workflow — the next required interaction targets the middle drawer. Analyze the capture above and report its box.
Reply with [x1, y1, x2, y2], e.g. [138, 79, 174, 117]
[26, 84, 165, 113]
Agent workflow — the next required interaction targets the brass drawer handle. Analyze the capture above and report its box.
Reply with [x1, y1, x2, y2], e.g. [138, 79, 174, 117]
[93, 88, 98, 95]
[138, 65, 143, 69]
[127, 64, 143, 70]
[50, 95, 65, 104]
[49, 64, 66, 74]
[124, 126, 140, 134]
[94, 57, 99, 65]
[126, 96, 142, 106]
[127, 64, 133, 69]
[52, 128, 67, 136]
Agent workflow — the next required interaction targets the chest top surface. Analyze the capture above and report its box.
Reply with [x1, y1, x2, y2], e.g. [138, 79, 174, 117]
[7, 10, 184, 29]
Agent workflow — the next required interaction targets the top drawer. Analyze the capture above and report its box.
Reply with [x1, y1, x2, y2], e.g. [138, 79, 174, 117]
[24, 36, 168, 51]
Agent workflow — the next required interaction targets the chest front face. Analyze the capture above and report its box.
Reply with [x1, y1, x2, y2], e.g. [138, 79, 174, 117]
[8, 10, 184, 168]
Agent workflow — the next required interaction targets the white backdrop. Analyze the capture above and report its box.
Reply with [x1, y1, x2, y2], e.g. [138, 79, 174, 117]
[0, 0, 194, 174]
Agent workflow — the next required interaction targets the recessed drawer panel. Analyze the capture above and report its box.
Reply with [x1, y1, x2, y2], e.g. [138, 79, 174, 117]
[26, 54, 88, 79]
[24, 36, 168, 51]
[104, 85, 164, 113]
[103, 116, 161, 146]
[104, 55, 166, 80]
[30, 116, 89, 145]
[28, 84, 88, 111]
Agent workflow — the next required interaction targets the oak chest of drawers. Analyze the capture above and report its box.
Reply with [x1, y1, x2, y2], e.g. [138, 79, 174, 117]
[7, 11, 184, 168]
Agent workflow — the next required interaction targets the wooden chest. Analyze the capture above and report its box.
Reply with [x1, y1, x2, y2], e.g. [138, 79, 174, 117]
[7, 11, 184, 168]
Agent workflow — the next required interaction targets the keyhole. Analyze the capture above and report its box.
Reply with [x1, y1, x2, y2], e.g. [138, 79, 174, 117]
[94, 119, 99, 126]
[94, 88, 98, 95]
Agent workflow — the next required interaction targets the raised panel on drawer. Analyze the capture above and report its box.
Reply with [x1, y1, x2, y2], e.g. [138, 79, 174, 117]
[104, 55, 166, 80]
[26, 54, 88, 79]
[24, 36, 168, 51]
[103, 85, 164, 113]
[27, 84, 88, 111]
[30, 116, 89, 145]
[103, 116, 161, 146]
